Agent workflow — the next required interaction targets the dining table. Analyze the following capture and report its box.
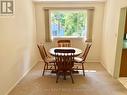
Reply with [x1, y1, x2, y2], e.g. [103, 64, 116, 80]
[49, 47, 82, 57]
[49, 47, 83, 74]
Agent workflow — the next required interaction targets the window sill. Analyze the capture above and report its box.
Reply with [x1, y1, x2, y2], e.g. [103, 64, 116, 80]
[52, 36, 85, 39]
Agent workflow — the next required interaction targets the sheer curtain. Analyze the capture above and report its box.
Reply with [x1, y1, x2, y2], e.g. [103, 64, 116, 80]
[44, 9, 52, 42]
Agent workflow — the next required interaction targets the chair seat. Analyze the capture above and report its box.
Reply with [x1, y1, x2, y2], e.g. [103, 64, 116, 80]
[74, 57, 84, 63]
[45, 57, 55, 63]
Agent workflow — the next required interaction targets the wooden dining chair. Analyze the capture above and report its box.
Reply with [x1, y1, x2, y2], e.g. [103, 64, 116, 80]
[54, 49, 75, 83]
[37, 44, 56, 76]
[57, 40, 71, 47]
[42, 45, 52, 58]
[74, 43, 92, 76]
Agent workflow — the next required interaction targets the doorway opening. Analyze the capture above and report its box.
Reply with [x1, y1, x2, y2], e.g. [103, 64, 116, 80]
[114, 7, 127, 88]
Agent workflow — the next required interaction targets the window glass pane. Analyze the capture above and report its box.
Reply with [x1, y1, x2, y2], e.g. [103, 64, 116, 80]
[50, 10, 87, 37]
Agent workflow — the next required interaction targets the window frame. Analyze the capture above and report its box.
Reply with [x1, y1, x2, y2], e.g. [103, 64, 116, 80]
[49, 9, 87, 39]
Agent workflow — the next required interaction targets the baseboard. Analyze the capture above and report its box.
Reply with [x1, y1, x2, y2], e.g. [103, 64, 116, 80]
[101, 62, 106, 68]
[86, 59, 101, 63]
[5, 62, 37, 95]
[100, 61, 114, 77]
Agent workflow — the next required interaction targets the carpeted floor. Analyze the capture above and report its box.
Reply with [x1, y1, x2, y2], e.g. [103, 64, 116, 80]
[8, 62, 127, 95]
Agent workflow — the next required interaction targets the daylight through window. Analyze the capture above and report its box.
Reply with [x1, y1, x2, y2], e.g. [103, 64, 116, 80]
[50, 10, 87, 37]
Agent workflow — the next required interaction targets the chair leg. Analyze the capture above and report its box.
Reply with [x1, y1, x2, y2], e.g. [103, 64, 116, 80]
[42, 63, 46, 76]
[82, 63, 85, 76]
[70, 71, 74, 83]
[63, 71, 66, 80]
[54, 63, 56, 71]
[56, 72, 60, 83]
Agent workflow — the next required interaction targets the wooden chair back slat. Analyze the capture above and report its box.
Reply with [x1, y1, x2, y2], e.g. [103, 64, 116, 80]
[54, 49, 75, 71]
[37, 44, 47, 60]
[82, 43, 92, 61]
[57, 40, 71, 47]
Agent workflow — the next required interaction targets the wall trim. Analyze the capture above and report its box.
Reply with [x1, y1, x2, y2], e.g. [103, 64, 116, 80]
[5, 62, 38, 95]
[86, 58, 100, 63]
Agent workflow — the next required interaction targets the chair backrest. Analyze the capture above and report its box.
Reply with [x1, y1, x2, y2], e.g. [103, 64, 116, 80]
[42, 45, 48, 57]
[54, 49, 75, 71]
[82, 43, 92, 61]
[57, 40, 71, 47]
[37, 44, 47, 60]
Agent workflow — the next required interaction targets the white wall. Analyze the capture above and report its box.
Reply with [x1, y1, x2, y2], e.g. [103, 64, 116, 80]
[102, 0, 127, 77]
[35, 2, 104, 62]
[0, 0, 38, 95]
[1, 0, 126, 94]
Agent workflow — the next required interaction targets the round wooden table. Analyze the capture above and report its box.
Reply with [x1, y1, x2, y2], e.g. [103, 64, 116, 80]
[49, 47, 82, 56]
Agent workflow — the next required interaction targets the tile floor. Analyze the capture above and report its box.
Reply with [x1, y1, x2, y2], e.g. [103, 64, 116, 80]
[8, 62, 127, 95]
[119, 77, 127, 89]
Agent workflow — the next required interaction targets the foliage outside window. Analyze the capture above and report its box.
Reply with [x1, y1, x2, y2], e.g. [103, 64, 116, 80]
[50, 10, 87, 37]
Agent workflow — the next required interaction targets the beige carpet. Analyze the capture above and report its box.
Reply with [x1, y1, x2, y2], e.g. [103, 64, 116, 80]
[9, 62, 127, 95]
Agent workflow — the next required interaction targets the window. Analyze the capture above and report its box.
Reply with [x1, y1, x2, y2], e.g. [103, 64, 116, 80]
[50, 10, 87, 38]
[44, 8, 94, 42]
